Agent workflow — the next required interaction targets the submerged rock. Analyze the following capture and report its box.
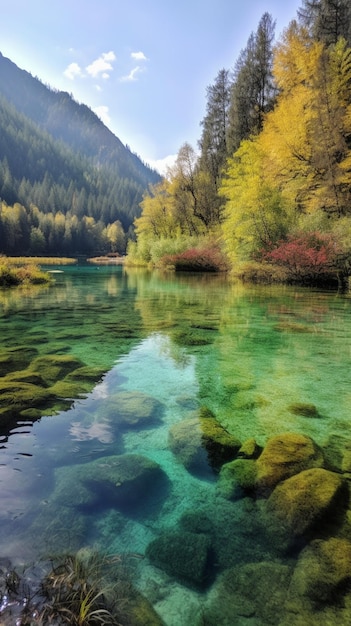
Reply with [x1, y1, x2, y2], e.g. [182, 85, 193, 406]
[127, 589, 166, 626]
[237, 437, 262, 459]
[256, 432, 324, 493]
[0, 380, 53, 412]
[199, 561, 292, 625]
[29, 354, 85, 386]
[217, 459, 257, 500]
[103, 390, 163, 429]
[146, 531, 211, 587]
[53, 454, 167, 514]
[287, 402, 320, 418]
[168, 410, 241, 475]
[266, 467, 346, 538]
[280, 538, 351, 624]
[0, 346, 38, 376]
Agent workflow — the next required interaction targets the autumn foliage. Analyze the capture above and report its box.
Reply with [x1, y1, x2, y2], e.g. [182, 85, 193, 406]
[160, 246, 228, 272]
[262, 232, 339, 280]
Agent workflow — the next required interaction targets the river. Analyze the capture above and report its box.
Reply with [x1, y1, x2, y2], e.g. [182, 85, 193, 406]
[0, 264, 350, 625]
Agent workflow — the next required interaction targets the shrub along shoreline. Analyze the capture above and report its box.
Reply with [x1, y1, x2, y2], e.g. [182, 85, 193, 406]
[0, 256, 76, 287]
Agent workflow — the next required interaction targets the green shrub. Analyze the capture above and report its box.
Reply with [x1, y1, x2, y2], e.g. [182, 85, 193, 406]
[232, 261, 288, 283]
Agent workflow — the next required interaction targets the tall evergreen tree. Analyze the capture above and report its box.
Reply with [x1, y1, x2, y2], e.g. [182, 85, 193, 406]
[198, 69, 231, 185]
[227, 12, 276, 153]
[298, 0, 351, 45]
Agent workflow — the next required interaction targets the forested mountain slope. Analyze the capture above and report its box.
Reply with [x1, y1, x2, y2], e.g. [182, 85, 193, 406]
[0, 52, 160, 255]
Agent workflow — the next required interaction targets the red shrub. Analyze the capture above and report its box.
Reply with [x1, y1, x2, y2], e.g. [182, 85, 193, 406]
[161, 246, 228, 272]
[263, 232, 339, 279]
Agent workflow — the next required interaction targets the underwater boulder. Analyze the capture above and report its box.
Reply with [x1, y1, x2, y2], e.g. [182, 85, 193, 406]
[283, 538, 351, 623]
[0, 346, 38, 376]
[266, 467, 346, 539]
[127, 589, 166, 626]
[103, 390, 163, 429]
[287, 402, 320, 418]
[237, 437, 262, 459]
[146, 531, 211, 587]
[0, 380, 53, 412]
[198, 561, 292, 626]
[29, 354, 85, 386]
[256, 432, 324, 494]
[169, 413, 241, 476]
[217, 459, 257, 500]
[53, 454, 167, 514]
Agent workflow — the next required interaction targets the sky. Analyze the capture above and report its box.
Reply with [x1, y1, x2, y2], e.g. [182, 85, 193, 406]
[1, 0, 302, 174]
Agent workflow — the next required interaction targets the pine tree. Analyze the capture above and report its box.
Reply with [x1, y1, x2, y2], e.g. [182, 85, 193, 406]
[227, 13, 276, 153]
[298, 0, 351, 45]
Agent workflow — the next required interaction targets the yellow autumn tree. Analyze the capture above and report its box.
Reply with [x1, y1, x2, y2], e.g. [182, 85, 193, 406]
[263, 23, 351, 217]
[220, 138, 294, 264]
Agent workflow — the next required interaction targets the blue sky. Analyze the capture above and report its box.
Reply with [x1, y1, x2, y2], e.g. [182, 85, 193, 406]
[2, 0, 302, 173]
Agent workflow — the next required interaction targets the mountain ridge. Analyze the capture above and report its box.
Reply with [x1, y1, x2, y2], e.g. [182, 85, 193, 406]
[0, 51, 161, 255]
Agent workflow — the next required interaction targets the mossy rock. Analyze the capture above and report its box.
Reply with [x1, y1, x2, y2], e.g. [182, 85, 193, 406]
[256, 432, 325, 494]
[66, 365, 106, 383]
[285, 538, 351, 613]
[20, 407, 42, 419]
[169, 414, 241, 475]
[146, 531, 211, 587]
[179, 510, 214, 535]
[198, 561, 292, 626]
[53, 454, 167, 513]
[266, 468, 346, 538]
[237, 437, 262, 459]
[0, 346, 38, 376]
[127, 589, 165, 626]
[103, 390, 163, 429]
[172, 328, 213, 346]
[287, 402, 320, 418]
[0, 380, 53, 409]
[5, 370, 46, 386]
[29, 354, 85, 386]
[49, 380, 88, 400]
[217, 459, 257, 500]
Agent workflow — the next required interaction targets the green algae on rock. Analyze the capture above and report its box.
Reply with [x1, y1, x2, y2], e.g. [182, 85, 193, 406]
[265, 467, 346, 538]
[199, 561, 293, 626]
[255, 432, 325, 493]
[29, 354, 85, 386]
[146, 531, 211, 587]
[217, 458, 258, 500]
[237, 437, 262, 459]
[287, 402, 320, 418]
[168, 411, 241, 475]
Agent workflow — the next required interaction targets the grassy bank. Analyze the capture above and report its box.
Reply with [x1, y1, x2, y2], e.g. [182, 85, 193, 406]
[4, 256, 77, 265]
[0, 258, 55, 287]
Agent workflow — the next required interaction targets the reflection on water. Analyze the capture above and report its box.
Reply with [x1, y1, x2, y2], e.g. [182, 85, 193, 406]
[0, 265, 351, 625]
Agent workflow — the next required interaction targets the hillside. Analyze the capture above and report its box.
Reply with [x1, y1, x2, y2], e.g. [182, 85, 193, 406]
[0, 52, 161, 255]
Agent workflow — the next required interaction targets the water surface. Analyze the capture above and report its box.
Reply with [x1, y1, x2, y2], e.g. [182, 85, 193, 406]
[0, 265, 350, 625]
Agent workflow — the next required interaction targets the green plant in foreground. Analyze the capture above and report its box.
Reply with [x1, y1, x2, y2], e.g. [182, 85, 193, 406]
[41, 551, 126, 625]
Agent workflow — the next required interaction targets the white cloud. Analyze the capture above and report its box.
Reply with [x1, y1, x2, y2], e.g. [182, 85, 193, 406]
[120, 66, 141, 82]
[86, 51, 116, 78]
[131, 51, 148, 61]
[147, 154, 178, 176]
[93, 105, 111, 126]
[63, 62, 83, 80]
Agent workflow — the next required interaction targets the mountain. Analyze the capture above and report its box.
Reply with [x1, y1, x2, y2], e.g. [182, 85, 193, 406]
[0, 52, 161, 255]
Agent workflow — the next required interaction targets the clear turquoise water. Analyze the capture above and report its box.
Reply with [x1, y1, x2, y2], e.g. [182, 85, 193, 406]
[0, 265, 351, 625]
